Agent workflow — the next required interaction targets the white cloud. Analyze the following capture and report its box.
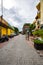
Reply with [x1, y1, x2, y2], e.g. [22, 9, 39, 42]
[0, 0, 40, 31]
[3, 0, 16, 9]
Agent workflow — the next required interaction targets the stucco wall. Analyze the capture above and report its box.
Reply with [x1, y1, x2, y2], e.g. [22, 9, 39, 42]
[41, 0, 43, 24]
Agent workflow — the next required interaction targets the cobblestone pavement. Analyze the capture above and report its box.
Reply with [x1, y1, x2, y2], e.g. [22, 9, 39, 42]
[0, 34, 43, 65]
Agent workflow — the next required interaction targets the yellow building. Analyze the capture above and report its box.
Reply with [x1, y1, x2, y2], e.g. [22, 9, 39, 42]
[7, 29, 11, 36]
[35, 2, 40, 30]
[41, 0, 43, 24]
[7, 28, 14, 36]
[0, 16, 14, 38]
[0, 17, 8, 37]
[35, 0, 43, 29]
[1, 27, 7, 36]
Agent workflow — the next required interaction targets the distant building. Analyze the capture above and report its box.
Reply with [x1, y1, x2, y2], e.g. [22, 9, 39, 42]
[23, 23, 30, 34]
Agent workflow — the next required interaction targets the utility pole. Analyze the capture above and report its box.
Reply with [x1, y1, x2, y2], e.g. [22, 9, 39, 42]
[1, 0, 3, 17]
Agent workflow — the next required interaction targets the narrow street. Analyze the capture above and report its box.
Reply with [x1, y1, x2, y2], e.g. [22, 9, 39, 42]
[0, 34, 43, 65]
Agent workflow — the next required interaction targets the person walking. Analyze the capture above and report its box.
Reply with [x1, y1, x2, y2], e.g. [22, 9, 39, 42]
[26, 29, 29, 40]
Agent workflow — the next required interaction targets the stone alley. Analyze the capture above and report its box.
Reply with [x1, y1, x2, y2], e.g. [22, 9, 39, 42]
[0, 34, 43, 65]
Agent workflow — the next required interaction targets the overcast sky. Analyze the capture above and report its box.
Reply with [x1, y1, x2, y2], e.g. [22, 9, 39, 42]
[0, 0, 40, 31]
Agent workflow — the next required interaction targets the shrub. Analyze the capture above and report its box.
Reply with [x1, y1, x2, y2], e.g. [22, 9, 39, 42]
[32, 30, 39, 36]
[32, 29, 43, 38]
[34, 39, 43, 44]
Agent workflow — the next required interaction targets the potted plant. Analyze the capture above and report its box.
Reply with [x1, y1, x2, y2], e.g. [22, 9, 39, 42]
[34, 39, 43, 50]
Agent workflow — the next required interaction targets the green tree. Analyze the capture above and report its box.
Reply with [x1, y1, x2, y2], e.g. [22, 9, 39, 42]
[13, 27, 19, 34]
[29, 24, 36, 30]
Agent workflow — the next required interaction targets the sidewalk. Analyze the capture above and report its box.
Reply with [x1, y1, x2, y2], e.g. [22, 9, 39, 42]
[28, 36, 43, 57]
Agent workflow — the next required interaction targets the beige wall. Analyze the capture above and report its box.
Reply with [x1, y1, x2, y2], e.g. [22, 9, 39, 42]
[41, 0, 43, 24]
